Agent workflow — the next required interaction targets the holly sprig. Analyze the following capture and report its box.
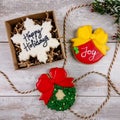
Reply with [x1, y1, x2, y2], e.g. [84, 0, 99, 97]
[73, 47, 79, 54]
[92, 0, 120, 24]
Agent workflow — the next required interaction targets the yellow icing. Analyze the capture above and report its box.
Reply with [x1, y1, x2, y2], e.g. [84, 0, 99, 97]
[71, 25, 109, 55]
[55, 90, 65, 100]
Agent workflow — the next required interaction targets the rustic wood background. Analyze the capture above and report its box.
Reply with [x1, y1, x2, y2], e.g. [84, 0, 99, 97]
[0, 0, 120, 120]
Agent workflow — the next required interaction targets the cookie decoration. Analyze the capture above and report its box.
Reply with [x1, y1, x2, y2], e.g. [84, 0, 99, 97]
[3, 1, 120, 119]
[36, 67, 76, 111]
[11, 18, 60, 63]
[6, 11, 64, 69]
[71, 25, 109, 64]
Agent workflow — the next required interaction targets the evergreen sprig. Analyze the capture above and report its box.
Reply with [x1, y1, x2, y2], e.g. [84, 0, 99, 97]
[92, 0, 120, 24]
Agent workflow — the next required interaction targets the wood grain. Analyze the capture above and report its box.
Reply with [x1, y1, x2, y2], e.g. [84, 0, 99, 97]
[0, 43, 120, 96]
[0, 0, 120, 119]
[0, 96, 120, 120]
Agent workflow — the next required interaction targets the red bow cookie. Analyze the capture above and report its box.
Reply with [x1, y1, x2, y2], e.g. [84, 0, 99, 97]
[36, 67, 75, 105]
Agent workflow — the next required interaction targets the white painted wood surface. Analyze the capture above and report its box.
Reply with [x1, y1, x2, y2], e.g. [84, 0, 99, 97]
[0, 0, 120, 120]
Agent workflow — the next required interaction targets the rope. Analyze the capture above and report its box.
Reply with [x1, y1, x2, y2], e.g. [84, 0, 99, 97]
[0, 3, 120, 120]
[71, 71, 111, 119]
[0, 71, 37, 94]
[62, 3, 120, 119]
[107, 41, 120, 95]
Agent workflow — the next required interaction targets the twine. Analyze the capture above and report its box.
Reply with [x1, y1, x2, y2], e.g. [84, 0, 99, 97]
[62, 3, 120, 119]
[0, 71, 37, 94]
[0, 3, 120, 120]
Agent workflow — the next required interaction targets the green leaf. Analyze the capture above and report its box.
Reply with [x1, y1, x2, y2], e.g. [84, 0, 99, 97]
[92, 0, 120, 24]
[73, 47, 79, 54]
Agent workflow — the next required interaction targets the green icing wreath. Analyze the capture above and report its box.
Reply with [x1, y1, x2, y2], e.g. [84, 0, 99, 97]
[47, 85, 76, 111]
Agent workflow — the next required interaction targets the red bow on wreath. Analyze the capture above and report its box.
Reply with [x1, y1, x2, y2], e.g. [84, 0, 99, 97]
[36, 68, 74, 104]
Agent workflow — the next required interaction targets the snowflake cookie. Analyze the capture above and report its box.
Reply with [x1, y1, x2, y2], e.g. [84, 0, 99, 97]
[6, 11, 64, 69]
[11, 18, 60, 63]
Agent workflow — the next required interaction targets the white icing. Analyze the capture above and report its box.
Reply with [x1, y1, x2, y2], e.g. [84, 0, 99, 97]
[81, 46, 97, 61]
[11, 18, 60, 63]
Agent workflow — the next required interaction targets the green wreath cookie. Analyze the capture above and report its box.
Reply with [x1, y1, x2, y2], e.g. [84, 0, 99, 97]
[36, 68, 76, 111]
[47, 85, 76, 111]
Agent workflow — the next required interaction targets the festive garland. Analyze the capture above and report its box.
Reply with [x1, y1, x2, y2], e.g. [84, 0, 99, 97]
[92, 0, 120, 40]
[92, 0, 120, 24]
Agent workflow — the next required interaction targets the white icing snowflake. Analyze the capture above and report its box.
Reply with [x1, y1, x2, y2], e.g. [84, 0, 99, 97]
[11, 18, 60, 63]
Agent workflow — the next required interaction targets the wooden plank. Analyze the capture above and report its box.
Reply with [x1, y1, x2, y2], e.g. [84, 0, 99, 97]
[0, 43, 120, 96]
[0, 96, 120, 120]
[0, 1, 120, 120]
[0, 0, 91, 42]
[0, 0, 117, 42]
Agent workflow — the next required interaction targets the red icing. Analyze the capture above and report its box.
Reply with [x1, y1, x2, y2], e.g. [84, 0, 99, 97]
[36, 67, 74, 104]
[73, 40, 104, 64]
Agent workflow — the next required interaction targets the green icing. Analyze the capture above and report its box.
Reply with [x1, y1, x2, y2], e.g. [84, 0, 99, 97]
[47, 85, 76, 111]
[73, 47, 79, 54]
